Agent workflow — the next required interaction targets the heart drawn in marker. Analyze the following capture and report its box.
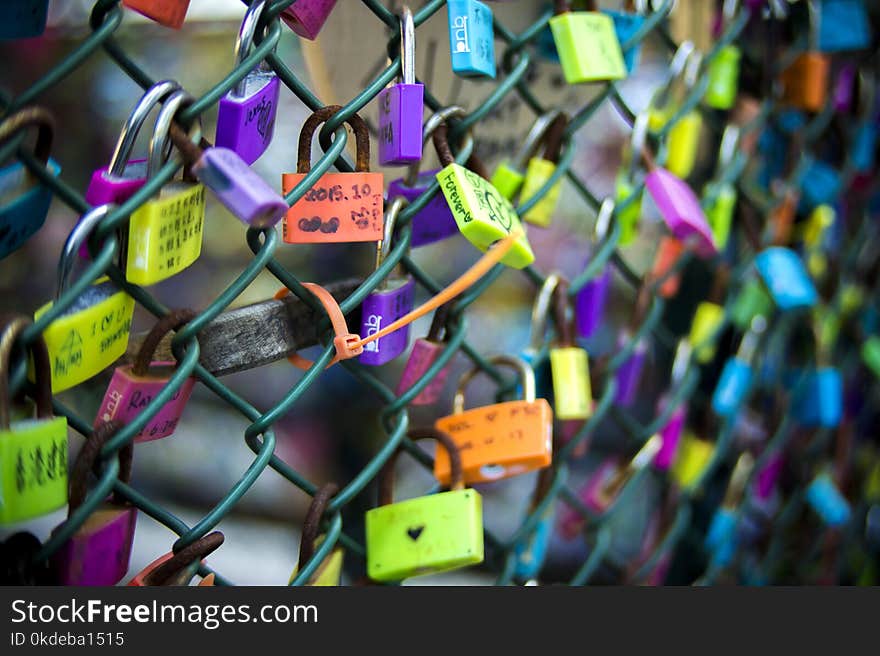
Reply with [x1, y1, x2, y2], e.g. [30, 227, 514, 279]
[407, 526, 424, 541]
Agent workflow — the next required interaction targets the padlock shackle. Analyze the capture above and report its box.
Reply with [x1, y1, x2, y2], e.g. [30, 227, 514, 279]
[426, 303, 452, 343]
[297, 105, 371, 174]
[511, 110, 562, 171]
[527, 273, 561, 355]
[67, 420, 133, 516]
[0, 315, 52, 428]
[552, 278, 575, 347]
[593, 197, 615, 243]
[132, 309, 197, 377]
[453, 354, 537, 414]
[108, 80, 181, 178]
[0, 106, 54, 167]
[650, 41, 696, 112]
[541, 112, 568, 165]
[297, 482, 339, 573]
[399, 5, 416, 86]
[56, 204, 115, 299]
[141, 531, 225, 586]
[377, 427, 464, 507]
[148, 90, 203, 179]
[553, 0, 598, 14]
[721, 451, 754, 510]
[377, 196, 408, 270]
[232, 0, 271, 97]
[670, 339, 692, 386]
[406, 105, 469, 185]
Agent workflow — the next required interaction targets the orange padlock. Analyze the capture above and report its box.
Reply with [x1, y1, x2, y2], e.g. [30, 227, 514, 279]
[122, 0, 190, 29]
[779, 52, 830, 113]
[650, 235, 685, 298]
[283, 106, 384, 244]
[434, 355, 553, 485]
[127, 532, 224, 586]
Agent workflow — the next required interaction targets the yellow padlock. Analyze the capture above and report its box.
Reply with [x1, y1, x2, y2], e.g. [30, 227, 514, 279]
[490, 110, 562, 201]
[688, 268, 728, 364]
[32, 204, 134, 393]
[549, 278, 592, 420]
[672, 432, 714, 490]
[518, 112, 568, 227]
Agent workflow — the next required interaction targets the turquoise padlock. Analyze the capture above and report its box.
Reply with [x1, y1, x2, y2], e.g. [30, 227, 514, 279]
[794, 367, 843, 428]
[705, 507, 738, 567]
[815, 0, 871, 52]
[799, 159, 841, 211]
[805, 472, 851, 527]
[513, 506, 554, 581]
[754, 248, 818, 311]
[605, 1, 647, 74]
[447, 0, 496, 78]
[711, 316, 766, 418]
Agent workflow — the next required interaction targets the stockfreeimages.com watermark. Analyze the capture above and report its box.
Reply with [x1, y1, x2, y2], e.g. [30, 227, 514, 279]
[10, 598, 318, 632]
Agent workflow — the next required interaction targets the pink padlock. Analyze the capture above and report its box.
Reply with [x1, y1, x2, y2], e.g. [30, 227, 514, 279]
[50, 421, 137, 586]
[281, 0, 338, 40]
[95, 309, 197, 443]
[395, 305, 453, 405]
[645, 167, 717, 258]
[559, 458, 621, 540]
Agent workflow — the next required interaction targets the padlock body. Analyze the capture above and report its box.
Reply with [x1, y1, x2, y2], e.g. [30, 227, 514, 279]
[215, 73, 280, 166]
[862, 336, 880, 379]
[51, 505, 137, 586]
[852, 122, 877, 173]
[550, 346, 591, 420]
[615, 338, 647, 406]
[95, 363, 197, 443]
[283, 172, 384, 243]
[705, 507, 737, 567]
[779, 52, 830, 112]
[549, 12, 626, 84]
[122, 0, 190, 29]
[671, 434, 714, 490]
[651, 236, 684, 298]
[712, 357, 752, 418]
[387, 170, 459, 247]
[396, 338, 450, 405]
[614, 173, 642, 246]
[645, 168, 716, 258]
[490, 161, 525, 200]
[513, 506, 554, 579]
[654, 405, 685, 471]
[377, 83, 425, 166]
[518, 157, 561, 227]
[575, 266, 610, 339]
[280, 0, 338, 40]
[434, 399, 553, 485]
[0, 417, 67, 525]
[800, 160, 841, 211]
[0, 0, 49, 39]
[191, 147, 287, 228]
[605, 10, 644, 73]
[794, 367, 843, 428]
[730, 278, 773, 329]
[33, 280, 135, 393]
[666, 111, 702, 180]
[127, 552, 174, 586]
[754, 247, 818, 311]
[705, 181, 736, 250]
[805, 473, 850, 527]
[447, 0, 496, 78]
[689, 301, 724, 364]
[704, 45, 740, 110]
[359, 277, 416, 366]
[0, 158, 60, 259]
[289, 545, 344, 586]
[816, 0, 871, 52]
[366, 488, 483, 582]
[126, 182, 206, 286]
[435, 162, 534, 269]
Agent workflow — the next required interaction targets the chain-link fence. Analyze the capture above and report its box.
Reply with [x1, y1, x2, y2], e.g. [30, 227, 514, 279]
[1, 0, 878, 586]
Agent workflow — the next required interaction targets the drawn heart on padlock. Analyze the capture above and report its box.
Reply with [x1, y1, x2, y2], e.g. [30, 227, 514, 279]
[298, 216, 340, 233]
[407, 526, 425, 541]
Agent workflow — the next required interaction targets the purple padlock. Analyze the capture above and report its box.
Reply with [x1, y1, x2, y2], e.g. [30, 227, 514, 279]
[833, 63, 857, 113]
[753, 452, 784, 501]
[387, 169, 459, 246]
[615, 334, 647, 406]
[281, 0, 337, 40]
[215, 0, 280, 165]
[654, 404, 686, 470]
[377, 6, 424, 166]
[575, 266, 611, 338]
[646, 167, 717, 259]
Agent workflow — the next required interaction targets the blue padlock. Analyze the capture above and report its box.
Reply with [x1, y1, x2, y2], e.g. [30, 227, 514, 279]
[513, 507, 554, 581]
[605, 4, 646, 74]
[805, 472, 851, 527]
[447, 0, 496, 78]
[815, 0, 871, 53]
[852, 121, 877, 173]
[754, 248, 818, 311]
[0, 107, 60, 260]
[705, 507, 738, 567]
[712, 317, 766, 418]
[799, 159, 841, 211]
[794, 367, 843, 427]
[0, 0, 49, 40]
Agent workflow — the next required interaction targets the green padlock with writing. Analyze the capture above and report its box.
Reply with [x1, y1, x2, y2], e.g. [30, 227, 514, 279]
[366, 428, 484, 583]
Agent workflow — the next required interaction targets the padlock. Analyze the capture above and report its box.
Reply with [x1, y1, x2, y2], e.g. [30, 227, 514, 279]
[122, 0, 190, 29]
[289, 483, 344, 585]
[661, 50, 703, 179]
[704, 181, 736, 251]
[0, 0, 49, 39]
[549, 279, 592, 420]
[688, 267, 728, 364]
[805, 471, 851, 528]
[513, 506, 554, 581]
[704, 453, 753, 567]
[671, 433, 714, 490]
[387, 106, 466, 247]
[491, 110, 562, 201]
[215, 0, 280, 166]
[280, 0, 338, 40]
[125, 90, 206, 286]
[793, 367, 843, 428]
[377, 7, 424, 166]
[0, 317, 68, 525]
[128, 532, 224, 586]
[730, 276, 773, 330]
[704, 0, 741, 110]
[94, 309, 197, 443]
[575, 267, 611, 339]
[366, 427, 483, 582]
[518, 273, 560, 402]
[862, 336, 880, 379]
[549, 0, 627, 84]
[615, 333, 647, 406]
[833, 62, 858, 112]
[646, 167, 716, 258]
[0, 107, 61, 260]
[396, 304, 453, 405]
[434, 354, 553, 485]
[605, 0, 648, 74]
[850, 70, 877, 173]
[814, 0, 871, 52]
[50, 421, 136, 586]
[359, 198, 416, 366]
[283, 106, 384, 243]
[650, 236, 684, 298]
[434, 125, 534, 269]
[753, 452, 783, 501]
[654, 405, 686, 471]
[754, 247, 818, 311]
[799, 159, 841, 211]
[647, 41, 696, 130]
[779, 53, 830, 113]
[517, 113, 568, 227]
[711, 315, 767, 418]
[33, 205, 135, 393]
[614, 171, 643, 246]
[447, 0, 496, 79]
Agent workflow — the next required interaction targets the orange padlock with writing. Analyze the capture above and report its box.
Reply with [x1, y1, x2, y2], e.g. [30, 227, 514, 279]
[434, 355, 553, 485]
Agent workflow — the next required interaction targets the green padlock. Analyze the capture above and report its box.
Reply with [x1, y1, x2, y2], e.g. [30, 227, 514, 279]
[434, 125, 534, 269]
[491, 110, 562, 201]
[703, 125, 740, 250]
[614, 112, 649, 246]
[862, 336, 880, 380]
[518, 112, 568, 227]
[704, 1, 741, 110]
[730, 277, 773, 330]
[549, 0, 627, 85]
[366, 428, 483, 583]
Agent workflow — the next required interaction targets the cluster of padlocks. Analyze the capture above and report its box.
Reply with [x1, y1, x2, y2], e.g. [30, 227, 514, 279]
[0, 0, 878, 586]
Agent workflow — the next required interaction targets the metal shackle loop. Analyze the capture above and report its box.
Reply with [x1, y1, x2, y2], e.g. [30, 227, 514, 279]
[0, 106, 55, 166]
[405, 105, 469, 185]
[67, 420, 133, 515]
[132, 309, 197, 377]
[377, 427, 465, 507]
[527, 272, 561, 355]
[296, 105, 372, 174]
[512, 110, 562, 171]
[56, 203, 115, 300]
[298, 482, 339, 572]
[0, 316, 52, 428]
[593, 197, 615, 242]
[377, 196, 409, 270]
[147, 89, 202, 179]
[233, 0, 271, 97]
[453, 354, 537, 414]
[399, 5, 416, 86]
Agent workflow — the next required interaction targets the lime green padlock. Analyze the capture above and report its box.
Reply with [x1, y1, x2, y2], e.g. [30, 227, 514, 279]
[434, 126, 534, 269]
[32, 205, 135, 393]
[729, 277, 773, 330]
[518, 113, 568, 227]
[666, 111, 702, 180]
[672, 433, 714, 490]
[862, 336, 880, 380]
[491, 110, 563, 201]
[549, 1, 627, 85]
[366, 428, 483, 583]
[614, 115, 649, 246]
[705, 45, 741, 110]
[702, 125, 740, 251]
[549, 279, 592, 420]
[0, 317, 68, 525]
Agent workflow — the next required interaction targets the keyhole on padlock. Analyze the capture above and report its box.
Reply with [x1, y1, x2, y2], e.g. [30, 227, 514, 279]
[407, 526, 425, 541]
[479, 464, 506, 480]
